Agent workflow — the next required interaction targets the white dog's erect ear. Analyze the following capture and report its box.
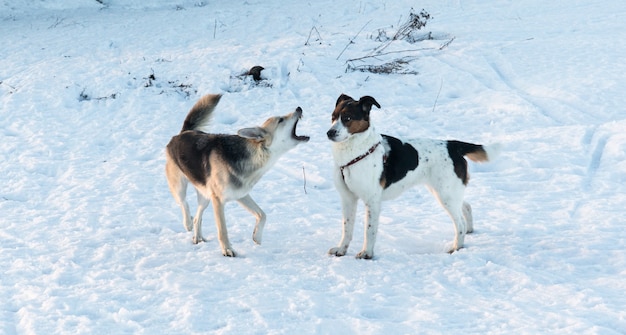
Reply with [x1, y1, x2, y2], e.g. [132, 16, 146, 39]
[237, 127, 268, 142]
[359, 96, 381, 113]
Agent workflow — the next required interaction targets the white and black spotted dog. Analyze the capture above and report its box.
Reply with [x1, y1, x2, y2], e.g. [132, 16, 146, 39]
[326, 94, 500, 259]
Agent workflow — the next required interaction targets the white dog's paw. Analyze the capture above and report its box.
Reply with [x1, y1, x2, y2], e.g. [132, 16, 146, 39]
[328, 246, 347, 257]
[355, 250, 374, 260]
[446, 243, 463, 254]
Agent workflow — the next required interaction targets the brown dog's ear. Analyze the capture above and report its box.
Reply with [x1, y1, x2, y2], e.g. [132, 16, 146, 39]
[359, 96, 381, 113]
[237, 127, 269, 143]
[336, 94, 354, 106]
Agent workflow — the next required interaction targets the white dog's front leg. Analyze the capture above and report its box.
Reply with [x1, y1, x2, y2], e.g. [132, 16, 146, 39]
[237, 195, 266, 245]
[211, 194, 235, 257]
[328, 194, 358, 257]
[356, 200, 381, 259]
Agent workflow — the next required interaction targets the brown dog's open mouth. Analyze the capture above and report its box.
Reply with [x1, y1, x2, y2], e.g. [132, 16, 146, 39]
[292, 107, 310, 142]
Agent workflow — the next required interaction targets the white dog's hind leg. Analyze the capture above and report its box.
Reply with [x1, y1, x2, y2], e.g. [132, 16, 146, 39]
[211, 194, 235, 257]
[429, 184, 467, 253]
[192, 193, 210, 244]
[328, 193, 358, 257]
[356, 200, 381, 260]
[237, 195, 266, 245]
[447, 208, 466, 253]
[462, 202, 473, 233]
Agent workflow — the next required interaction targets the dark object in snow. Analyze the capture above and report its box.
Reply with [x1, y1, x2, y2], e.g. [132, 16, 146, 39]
[247, 66, 264, 81]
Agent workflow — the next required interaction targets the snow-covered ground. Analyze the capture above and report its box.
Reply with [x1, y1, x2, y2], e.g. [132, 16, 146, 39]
[1, 0, 625, 334]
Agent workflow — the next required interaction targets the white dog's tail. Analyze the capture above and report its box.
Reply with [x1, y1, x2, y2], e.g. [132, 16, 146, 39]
[180, 93, 222, 133]
[482, 143, 501, 162]
[449, 141, 501, 163]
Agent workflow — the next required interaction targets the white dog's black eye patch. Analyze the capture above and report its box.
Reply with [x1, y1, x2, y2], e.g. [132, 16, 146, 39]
[340, 109, 366, 123]
[333, 101, 368, 122]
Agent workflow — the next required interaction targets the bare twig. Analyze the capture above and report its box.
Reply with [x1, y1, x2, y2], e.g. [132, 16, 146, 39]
[347, 57, 419, 75]
[368, 9, 431, 56]
[305, 26, 322, 46]
[432, 78, 443, 113]
[347, 48, 432, 63]
[48, 17, 65, 29]
[302, 166, 308, 194]
[78, 88, 118, 102]
[346, 36, 454, 65]
[1, 81, 16, 90]
[336, 20, 372, 60]
[439, 36, 455, 50]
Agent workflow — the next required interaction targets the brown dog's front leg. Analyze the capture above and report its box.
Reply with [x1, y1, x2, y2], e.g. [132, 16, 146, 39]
[211, 194, 235, 257]
[237, 195, 266, 245]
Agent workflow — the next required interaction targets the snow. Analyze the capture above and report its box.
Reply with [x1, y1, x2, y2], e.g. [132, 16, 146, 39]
[1, 0, 625, 334]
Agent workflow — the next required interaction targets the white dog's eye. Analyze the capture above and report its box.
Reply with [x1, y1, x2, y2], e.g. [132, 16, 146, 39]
[341, 115, 352, 122]
[278, 117, 284, 123]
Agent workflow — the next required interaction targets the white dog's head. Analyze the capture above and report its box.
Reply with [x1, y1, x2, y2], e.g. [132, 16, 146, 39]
[326, 94, 381, 142]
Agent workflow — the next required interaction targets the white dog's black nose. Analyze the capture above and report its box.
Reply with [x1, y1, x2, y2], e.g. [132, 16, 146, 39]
[327, 129, 337, 139]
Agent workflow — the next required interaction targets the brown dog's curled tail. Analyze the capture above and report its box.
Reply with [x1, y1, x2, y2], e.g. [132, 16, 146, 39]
[180, 94, 223, 133]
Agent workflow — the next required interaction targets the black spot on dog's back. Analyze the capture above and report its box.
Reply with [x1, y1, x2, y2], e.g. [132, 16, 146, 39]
[380, 135, 419, 188]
